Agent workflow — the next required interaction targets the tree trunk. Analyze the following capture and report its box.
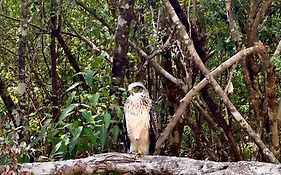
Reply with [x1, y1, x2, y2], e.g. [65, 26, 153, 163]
[161, 51, 184, 156]
[4, 153, 281, 175]
[50, 0, 59, 120]
[242, 0, 279, 159]
[111, 0, 134, 104]
[18, 0, 29, 142]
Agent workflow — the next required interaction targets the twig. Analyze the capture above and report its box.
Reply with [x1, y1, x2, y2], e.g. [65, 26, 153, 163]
[273, 40, 281, 56]
[64, 21, 99, 52]
[128, 33, 186, 91]
[176, 40, 192, 88]
[0, 46, 16, 55]
[134, 25, 176, 77]
[0, 13, 48, 32]
[75, 0, 114, 33]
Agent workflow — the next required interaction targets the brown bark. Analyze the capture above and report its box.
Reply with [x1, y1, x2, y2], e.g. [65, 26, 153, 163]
[168, 0, 207, 62]
[18, 0, 28, 92]
[275, 40, 281, 126]
[0, 77, 18, 127]
[224, 0, 241, 49]
[200, 86, 241, 161]
[50, 0, 59, 120]
[4, 153, 281, 175]
[111, 0, 134, 105]
[261, 52, 280, 159]
[161, 52, 184, 156]
[17, 0, 29, 142]
[242, 0, 279, 160]
[244, 0, 273, 123]
[170, 0, 241, 160]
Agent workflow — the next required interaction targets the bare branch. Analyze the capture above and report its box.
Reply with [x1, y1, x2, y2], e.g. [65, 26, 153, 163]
[0, 46, 16, 55]
[273, 40, 281, 56]
[224, 0, 241, 49]
[0, 13, 48, 32]
[251, 0, 273, 38]
[65, 21, 98, 52]
[75, 0, 114, 33]
[128, 39, 186, 90]
[134, 26, 176, 79]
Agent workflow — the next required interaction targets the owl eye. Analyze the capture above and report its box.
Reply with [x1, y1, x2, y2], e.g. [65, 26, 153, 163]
[134, 86, 143, 92]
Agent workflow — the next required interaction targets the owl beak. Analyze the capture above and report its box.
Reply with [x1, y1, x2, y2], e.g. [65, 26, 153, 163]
[129, 89, 135, 96]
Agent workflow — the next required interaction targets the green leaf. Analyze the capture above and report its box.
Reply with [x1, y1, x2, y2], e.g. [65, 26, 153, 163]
[69, 126, 83, 154]
[50, 141, 62, 157]
[116, 106, 124, 119]
[66, 91, 76, 107]
[86, 70, 94, 87]
[66, 82, 82, 92]
[0, 155, 10, 165]
[104, 112, 111, 129]
[19, 154, 30, 163]
[30, 118, 52, 146]
[100, 126, 106, 150]
[61, 136, 70, 158]
[84, 127, 98, 148]
[81, 110, 94, 123]
[80, 104, 92, 109]
[111, 125, 119, 141]
[57, 103, 79, 125]
[91, 92, 100, 110]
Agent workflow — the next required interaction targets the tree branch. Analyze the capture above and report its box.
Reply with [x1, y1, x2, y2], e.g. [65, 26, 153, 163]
[128, 39, 186, 91]
[64, 21, 99, 53]
[224, 0, 241, 50]
[75, 0, 114, 33]
[0, 13, 48, 32]
[2, 153, 281, 175]
[273, 40, 281, 56]
[54, 31, 87, 89]
[251, 0, 273, 38]
[0, 77, 18, 127]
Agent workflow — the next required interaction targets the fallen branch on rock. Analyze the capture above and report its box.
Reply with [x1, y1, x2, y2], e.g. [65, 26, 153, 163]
[1, 153, 281, 175]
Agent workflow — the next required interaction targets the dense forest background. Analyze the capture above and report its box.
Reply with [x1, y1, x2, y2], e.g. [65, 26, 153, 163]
[0, 0, 281, 168]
